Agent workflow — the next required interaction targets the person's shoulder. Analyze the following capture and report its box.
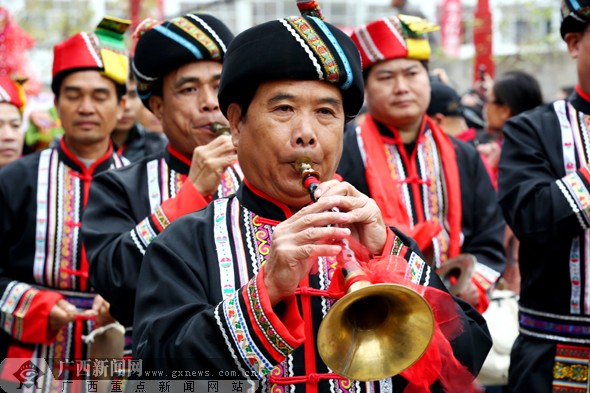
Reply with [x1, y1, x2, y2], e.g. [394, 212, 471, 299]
[504, 101, 558, 134]
[448, 134, 475, 150]
[0, 151, 44, 198]
[154, 196, 231, 242]
[448, 134, 481, 161]
[511, 101, 554, 122]
[103, 152, 163, 177]
[0, 151, 43, 179]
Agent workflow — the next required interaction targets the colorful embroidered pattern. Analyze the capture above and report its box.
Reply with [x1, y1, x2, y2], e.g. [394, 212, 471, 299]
[521, 314, 590, 337]
[251, 215, 272, 266]
[287, 17, 340, 84]
[383, 128, 450, 266]
[223, 292, 274, 376]
[13, 288, 36, 341]
[173, 16, 221, 60]
[405, 253, 425, 284]
[270, 364, 287, 392]
[58, 168, 81, 289]
[519, 306, 590, 343]
[186, 14, 228, 53]
[214, 199, 236, 300]
[473, 262, 501, 291]
[553, 344, 590, 392]
[355, 25, 385, 64]
[153, 206, 170, 230]
[391, 233, 405, 256]
[555, 100, 590, 314]
[0, 282, 28, 337]
[146, 159, 162, 212]
[81, 32, 103, 68]
[247, 277, 293, 357]
[132, 158, 191, 255]
[134, 218, 157, 249]
[561, 172, 590, 226]
[333, 377, 354, 392]
[217, 164, 242, 201]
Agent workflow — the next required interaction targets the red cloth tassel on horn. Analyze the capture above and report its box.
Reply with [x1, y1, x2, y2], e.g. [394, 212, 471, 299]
[324, 234, 476, 392]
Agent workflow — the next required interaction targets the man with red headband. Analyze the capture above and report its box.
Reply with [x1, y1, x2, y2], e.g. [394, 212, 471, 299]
[0, 77, 26, 168]
[0, 17, 129, 391]
[498, 1, 590, 391]
[338, 15, 505, 313]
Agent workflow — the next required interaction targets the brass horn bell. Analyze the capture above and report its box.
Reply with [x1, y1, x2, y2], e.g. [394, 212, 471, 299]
[317, 280, 434, 381]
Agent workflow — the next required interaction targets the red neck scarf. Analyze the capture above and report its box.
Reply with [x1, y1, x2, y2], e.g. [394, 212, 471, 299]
[359, 114, 462, 258]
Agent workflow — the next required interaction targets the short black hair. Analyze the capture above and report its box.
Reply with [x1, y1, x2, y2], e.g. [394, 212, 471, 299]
[493, 70, 543, 116]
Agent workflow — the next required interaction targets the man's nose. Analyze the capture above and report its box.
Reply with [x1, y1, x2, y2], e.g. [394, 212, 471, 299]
[78, 95, 96, 113]
[294, 114, 316, 147]
[199, 86, 219, 112]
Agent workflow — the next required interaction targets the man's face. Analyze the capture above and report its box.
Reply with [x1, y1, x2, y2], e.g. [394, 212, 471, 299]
[364, 58, 431, 131]
[565, 25, 590, 93]
[0, 103, 23, 167]
[150, 61, 226, 157]
[55, 70, 124, 149]
[228, 80, 345, 210]
[115, 78, 143, 133]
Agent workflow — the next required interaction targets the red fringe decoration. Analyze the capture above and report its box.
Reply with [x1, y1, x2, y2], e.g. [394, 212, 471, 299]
[325, 235, 476, 392]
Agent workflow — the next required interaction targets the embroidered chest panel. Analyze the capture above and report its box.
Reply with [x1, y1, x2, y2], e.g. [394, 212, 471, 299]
[146, 158, 184, 212]
[213, 197, 428, 392]
[33, 150, 126, 290]
[383, 130, 451, 264]
[34, 150, 85, 289]
[556, 101, 590, 315]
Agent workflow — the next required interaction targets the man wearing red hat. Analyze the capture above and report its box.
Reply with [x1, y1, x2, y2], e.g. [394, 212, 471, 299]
[338, 15, 505, 314]
[0, 77, 25, 168]
[82, 13, 238, 332]
[0, 17, 129, 392]
[498, 1, 590, 391]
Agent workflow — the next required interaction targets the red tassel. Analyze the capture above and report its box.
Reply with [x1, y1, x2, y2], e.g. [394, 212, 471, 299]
[318, 235, 476, 391]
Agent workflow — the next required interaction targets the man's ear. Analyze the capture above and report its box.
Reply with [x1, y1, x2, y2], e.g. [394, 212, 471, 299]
[430, 113, 445, 125]
[564, 31, 582, 59]
[227, 103, 242, 147]
[148, 95, 164, 121]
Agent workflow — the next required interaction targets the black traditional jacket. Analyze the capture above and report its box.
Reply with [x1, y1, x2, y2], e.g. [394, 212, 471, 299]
[133, 181, 492, 393]
[499, 90, 590, 344]
[0, 139, 126, 390]
[83, 145, 242, 327]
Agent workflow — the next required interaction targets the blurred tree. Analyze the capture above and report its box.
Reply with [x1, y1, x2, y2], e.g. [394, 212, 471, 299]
[16, 0, 94, 49]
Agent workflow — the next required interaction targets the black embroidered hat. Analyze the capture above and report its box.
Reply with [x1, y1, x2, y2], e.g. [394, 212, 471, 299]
[132, 12, 234, 108]
[561, 0, 590, 38]
[217, 16, 364, 120]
